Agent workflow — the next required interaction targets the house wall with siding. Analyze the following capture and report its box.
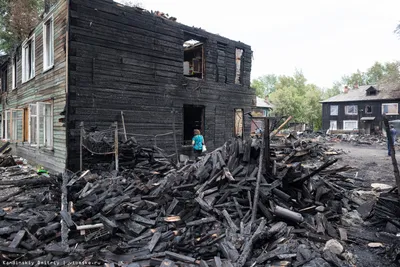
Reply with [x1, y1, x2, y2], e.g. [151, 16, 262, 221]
[67, 0, 255, 170]
[0, 0, 68, 172]
[322, 100, 400, 131]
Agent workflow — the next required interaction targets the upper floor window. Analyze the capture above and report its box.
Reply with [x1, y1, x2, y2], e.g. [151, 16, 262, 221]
[235, 48, 244, 84]
[43, 16, 54, 70]
[22, 35, 35, 83]
[183, 38, 204, 79]
[365, 105, 372, 114]
[345, 105, 357, 115]
[330, 105, 338, 116]
[1, 66, 7, 92]
[382, 103, 399, 115]
[12, 56, 16, 89]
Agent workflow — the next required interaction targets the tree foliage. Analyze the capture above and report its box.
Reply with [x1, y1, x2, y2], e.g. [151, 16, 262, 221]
[253, 70, 324, 130]
[0, 0, 44, 54]
[251, 74, 277, 98]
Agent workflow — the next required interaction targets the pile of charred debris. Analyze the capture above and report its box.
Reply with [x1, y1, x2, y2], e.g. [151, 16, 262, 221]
[1, 133, 399, 267]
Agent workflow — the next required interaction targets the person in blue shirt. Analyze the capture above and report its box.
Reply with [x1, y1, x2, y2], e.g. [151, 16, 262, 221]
[192, 129, 205, 158]
[388, 125, 397, 156]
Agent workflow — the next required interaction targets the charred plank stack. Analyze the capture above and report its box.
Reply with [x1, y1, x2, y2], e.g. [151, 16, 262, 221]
[0, 137, 363, 266]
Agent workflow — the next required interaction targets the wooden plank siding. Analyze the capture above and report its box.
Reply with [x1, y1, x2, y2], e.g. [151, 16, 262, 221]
[0, 0, 68, 173]
[67, 0, 255, 170]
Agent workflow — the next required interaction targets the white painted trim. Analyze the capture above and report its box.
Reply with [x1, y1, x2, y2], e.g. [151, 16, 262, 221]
[43, 15, 54, 71]
[22, 34, 36, 83]
[382, 103, 399, 115]
[344, 105, 358, 115]
[11, 56, 16, 90]
[330, 105, 338, 116]
[343, 120, 358, 130]
[329, 120, 337, 130]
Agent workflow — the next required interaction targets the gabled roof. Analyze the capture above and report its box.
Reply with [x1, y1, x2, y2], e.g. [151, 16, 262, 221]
[256, 97, 273, 108]
[321, 84, 400, 103]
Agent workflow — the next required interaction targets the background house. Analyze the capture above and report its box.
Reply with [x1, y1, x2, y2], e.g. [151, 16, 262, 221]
[0, 0, 255, 172]
[321, 84, 400, 134]
[250, 96, 273, 134]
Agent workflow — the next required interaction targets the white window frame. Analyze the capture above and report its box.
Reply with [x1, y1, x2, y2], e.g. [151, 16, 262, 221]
[382, 103, 399, 115]
[343, 120, 358, 130]
[28, 102, 53, 148]
[43, 15, 54, 71]
[330, 105, 338, 116]
[345, 105, 358, 115]
[329, 120, 337, 130]
[3, 109, 23, 142]
[12, 56, 16, 89]
[22, 34, 35, 83]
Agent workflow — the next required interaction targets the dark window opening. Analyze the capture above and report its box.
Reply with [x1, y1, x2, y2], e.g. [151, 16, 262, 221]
[183, 36, 204, 79]
[366, 88, 377, 96]
[216, 42, 227, 83]
[365, 105, 372, 114]
[183, 105, 205, 145]
[1, 67, 8, 92]
[235, 48, 244, 84]
[234, 109, 244, 138]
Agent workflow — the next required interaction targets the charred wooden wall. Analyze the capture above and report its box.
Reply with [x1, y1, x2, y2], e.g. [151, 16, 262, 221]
[67, 0, 255, 170]
[0, 0, 68, 172]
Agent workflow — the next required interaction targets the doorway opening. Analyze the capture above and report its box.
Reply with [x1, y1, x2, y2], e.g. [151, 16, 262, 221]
[183, 105, 205, 145]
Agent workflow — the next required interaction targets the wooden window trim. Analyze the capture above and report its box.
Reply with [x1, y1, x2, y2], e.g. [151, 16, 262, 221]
[43, 15, 54, 72]
[382, 103, 399, 115]
[22, 34, 36, 83]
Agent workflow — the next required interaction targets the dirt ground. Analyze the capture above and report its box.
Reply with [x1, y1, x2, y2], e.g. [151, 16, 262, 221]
[330, 141, 399, 267]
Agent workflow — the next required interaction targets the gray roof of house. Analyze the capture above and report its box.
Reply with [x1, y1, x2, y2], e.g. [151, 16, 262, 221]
[256, 96, 274, 108]
[321, 84, 400, 103]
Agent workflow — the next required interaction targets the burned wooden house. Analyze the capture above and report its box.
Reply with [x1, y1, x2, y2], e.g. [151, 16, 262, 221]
[0, 0, 255, 172]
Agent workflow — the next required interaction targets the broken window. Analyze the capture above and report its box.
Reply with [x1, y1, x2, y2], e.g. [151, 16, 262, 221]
[345, 105, 357, 115]
[234, 109, 244, 138]
[235, 48, 244, 84]
[330, 105, 338, 116]
[343, 120, 358, 130]
[183, 105, 204, 145]
[29, 102, 53, 147]
[3, 109, 23, 141]
[22, 35, 35, 82]
[216, 42, 227, 83]
[1, 66, 7, 92]
[382, 103, 398, 115]
[183, 38, 204, 79]
[365, 105, 372, 114]
[329, 121, 337, 130]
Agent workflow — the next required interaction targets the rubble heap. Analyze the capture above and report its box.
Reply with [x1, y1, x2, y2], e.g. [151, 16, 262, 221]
[0, 137, 367, 267]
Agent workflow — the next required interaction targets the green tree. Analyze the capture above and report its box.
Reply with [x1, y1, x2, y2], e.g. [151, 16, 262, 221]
[269, 71, 323, 130]
[0, 0, 44, 54]
[251, 74, 277, 98]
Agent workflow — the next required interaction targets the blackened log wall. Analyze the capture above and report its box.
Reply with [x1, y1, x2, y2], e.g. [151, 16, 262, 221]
[67, 0, 255, 170]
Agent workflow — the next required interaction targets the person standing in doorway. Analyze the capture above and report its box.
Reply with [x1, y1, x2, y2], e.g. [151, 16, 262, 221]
[192, 129, 204, 158]
[388, 125, 397, 156]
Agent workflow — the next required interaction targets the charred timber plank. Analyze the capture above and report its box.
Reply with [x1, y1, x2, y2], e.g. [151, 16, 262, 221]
[60, 210, 74, 228]
[99, 214, 118, 233]
[222, 209, 239, 232]
[186, 217, 216, 227]
[195, 197, 213, 212]
[9, 230, 26, 248]
[0, 188, 23, 202]
[0, 141, 10, 153]
[148, 231, 162, 253]
[166, 198, 179, 215]
[165, 251, 196, 263]
[0, 246, 27, 254]
[217, 151, 226, 167]
[132, 214, 156, 226]
[223, 167, 235, 181]
[160, 259, 176, 267]
[199, 260, 210, 267]
[291, 158, 338, 184]
[0, 176, 55, 186]
[237, 219, 266, 266]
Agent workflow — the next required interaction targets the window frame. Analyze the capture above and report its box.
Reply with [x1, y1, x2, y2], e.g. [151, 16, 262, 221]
[235, 48, 244, 85]
[12, 55, 17, 90]
[43, 15, 54, 72]
[365, 105, 373, 114]
[330, 105, 338, 116]
[343, 120, 358, 130]
[345, 105, 358, 115]
[382, 103, 399, 115]
[28, 101, 53, 148]
[234, 108, 244, 138]
[329, 120, 337, 130]
[22, 34, 36, 83]
[3, 109, 24, 142]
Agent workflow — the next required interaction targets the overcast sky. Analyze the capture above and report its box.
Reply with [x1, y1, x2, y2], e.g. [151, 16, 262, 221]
[115, 0, 400, 88]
